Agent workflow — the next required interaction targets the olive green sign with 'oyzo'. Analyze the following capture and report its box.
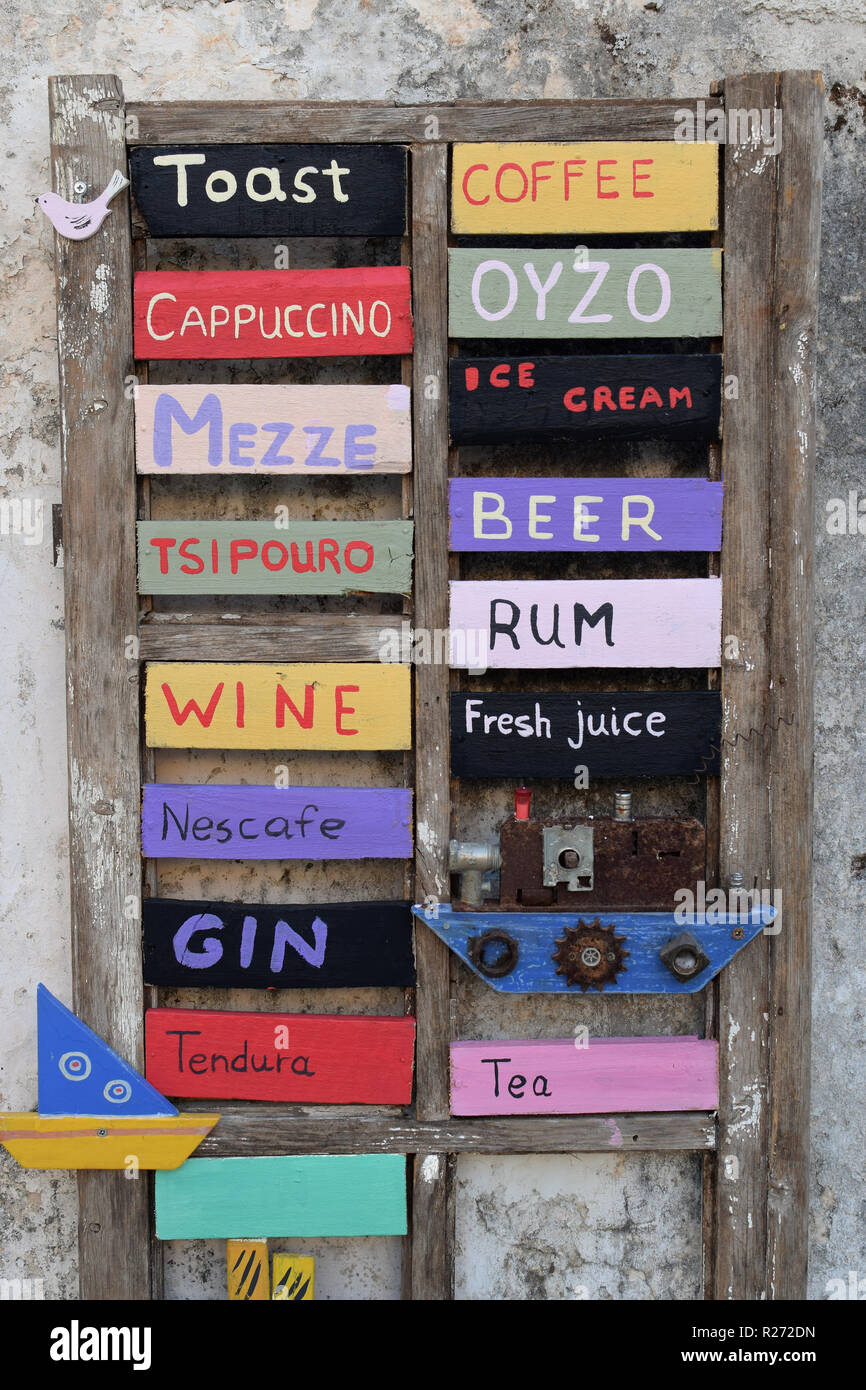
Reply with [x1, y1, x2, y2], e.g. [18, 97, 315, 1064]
[449, 249, 722, 340]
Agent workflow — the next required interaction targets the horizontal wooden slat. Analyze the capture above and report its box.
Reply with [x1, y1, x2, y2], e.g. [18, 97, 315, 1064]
[146, 1008, 416, 1105]
[451, 1037, 719, 1116]
[126, 99, 713, 147]
[142, 783, 413, 860]
[138, 615, 398, 661]
[449, 247, 722, 337]
[191, 1110, 716, 1155]
[144, 662, 411, 749]
[451, 149, 719, 236]
[130, 143, 408, 238]
[156, 1154, 408, 1239]
[137, 521, 414, 597]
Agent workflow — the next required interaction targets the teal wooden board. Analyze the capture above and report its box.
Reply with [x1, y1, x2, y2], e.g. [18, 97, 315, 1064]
[449, 248, 722, 339]
[154, 1153, 407, 1239]
[137, 520, 413, 596]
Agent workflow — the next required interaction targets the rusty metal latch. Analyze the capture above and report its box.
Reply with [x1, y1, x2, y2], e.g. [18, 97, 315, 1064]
[542, 824, 594, 892]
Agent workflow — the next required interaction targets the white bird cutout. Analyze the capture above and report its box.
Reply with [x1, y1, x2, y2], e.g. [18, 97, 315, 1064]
[37, 170, 129, 240]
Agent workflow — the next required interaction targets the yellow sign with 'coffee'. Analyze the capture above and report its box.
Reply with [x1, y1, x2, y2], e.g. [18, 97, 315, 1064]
[451, 142, 718, 234]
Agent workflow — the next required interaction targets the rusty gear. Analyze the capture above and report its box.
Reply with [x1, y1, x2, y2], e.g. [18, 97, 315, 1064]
[551, 918, 629, 991]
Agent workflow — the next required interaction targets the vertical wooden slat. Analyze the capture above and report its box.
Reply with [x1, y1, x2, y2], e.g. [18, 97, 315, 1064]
[713, 71, 778, 1300]
[410, 1151, 455, 1301]
[701, 77, 723, 1301]
[409, 140, 455, 1300]
[132, 233, 164, 1303]
[400, 214, 416, 1302]
[49, 74, 149, 1300]
[765, 71, 821, 1300]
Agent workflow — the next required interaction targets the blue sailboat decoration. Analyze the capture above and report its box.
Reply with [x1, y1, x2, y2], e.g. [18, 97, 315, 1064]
[0, 986, 219, 1170]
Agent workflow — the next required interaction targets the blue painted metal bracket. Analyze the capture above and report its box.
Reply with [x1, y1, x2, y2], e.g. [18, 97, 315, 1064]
[410, 906, 776, 994]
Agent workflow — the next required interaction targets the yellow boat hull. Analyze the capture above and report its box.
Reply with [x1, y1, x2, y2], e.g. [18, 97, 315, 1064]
[0, 1113, 219, 1170]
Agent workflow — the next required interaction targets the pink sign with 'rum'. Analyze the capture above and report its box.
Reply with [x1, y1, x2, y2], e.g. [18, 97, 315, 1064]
[449, 578, 722, 669]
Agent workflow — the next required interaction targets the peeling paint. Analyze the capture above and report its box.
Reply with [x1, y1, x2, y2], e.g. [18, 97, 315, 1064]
[420, 1154, 441, 1182]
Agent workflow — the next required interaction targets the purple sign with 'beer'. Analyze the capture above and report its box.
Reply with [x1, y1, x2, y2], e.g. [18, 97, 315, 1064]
[141, 784, 413, 860]
[449, 477, 723, 552]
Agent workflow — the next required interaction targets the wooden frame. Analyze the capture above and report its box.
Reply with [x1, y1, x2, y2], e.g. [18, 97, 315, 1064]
[49, 77, 820, 1301]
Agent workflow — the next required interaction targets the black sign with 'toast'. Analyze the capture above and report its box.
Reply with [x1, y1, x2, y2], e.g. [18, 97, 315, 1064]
[142, 898, 416, 989]
[450, 691, 722, 779]
[129, 144, 408, 237]
[449, 354, 722, 444]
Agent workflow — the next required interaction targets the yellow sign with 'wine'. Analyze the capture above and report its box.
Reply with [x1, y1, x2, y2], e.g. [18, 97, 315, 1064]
[145, 663, 411, 750]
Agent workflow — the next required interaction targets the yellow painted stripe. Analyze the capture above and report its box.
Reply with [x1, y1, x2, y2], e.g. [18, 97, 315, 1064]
[0, 1123, 211, 1140]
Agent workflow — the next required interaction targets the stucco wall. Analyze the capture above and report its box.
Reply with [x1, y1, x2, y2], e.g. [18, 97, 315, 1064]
[0, 0, 863, 1301]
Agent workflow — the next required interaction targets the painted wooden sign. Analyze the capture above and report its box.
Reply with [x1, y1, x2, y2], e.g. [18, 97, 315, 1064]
[141, 784, 413, 860]
[133, 268, 413, 360]
[449, 248, 721, 339]
[449, 353, 722, 444]
[137, 521, 414, 596]
[450, 691, 722, 779]
[134, 383, 412, 475]
[144, 663, 411, 750]
[449, 578, 722, 669]
[0, 986, 219, 1171]
[451, 142, 719, 234]
[412, 907, 773, 994]
[227, 1240, 269, 1301]
[145, 1008, 415, 1104]
[142, 898, 416, 990]
[272, 1255, 315, 1301]
[450, 1036, 719, 1116]
[155, 1154, 408, 1239]
[130, 144, 407, 237]
[449, 478, 723, 553]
